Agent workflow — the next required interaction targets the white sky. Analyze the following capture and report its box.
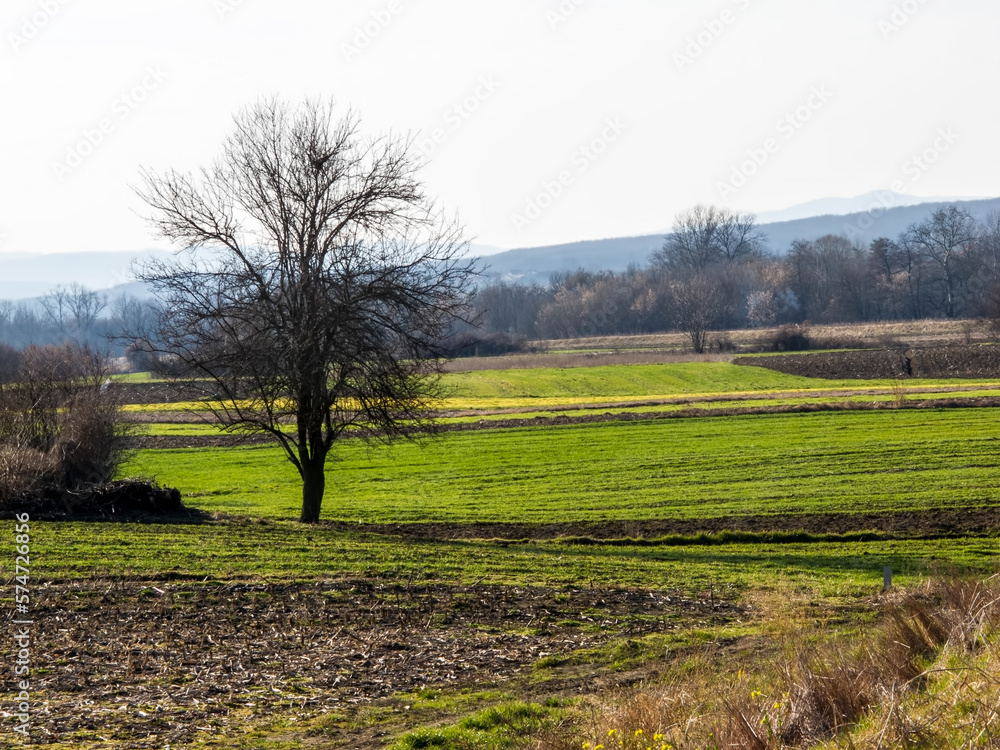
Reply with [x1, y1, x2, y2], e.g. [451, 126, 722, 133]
[1, 0, 998, 259]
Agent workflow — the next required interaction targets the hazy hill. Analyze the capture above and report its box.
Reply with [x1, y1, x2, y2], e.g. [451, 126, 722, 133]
[0, 250, 171, 301]
[3, 197, 999, 297]
[753, 191, 985, 224]
[480, 196, 1000, 285]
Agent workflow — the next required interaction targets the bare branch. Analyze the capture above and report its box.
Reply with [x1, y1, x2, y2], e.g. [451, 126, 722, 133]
[132, 98, 479, 522]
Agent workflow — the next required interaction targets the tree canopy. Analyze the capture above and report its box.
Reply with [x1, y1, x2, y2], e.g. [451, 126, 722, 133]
[133, 98, 477, 523]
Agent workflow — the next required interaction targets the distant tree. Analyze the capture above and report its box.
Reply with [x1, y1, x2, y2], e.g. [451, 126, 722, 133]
[670, 274, 729, 353]
[783, 235, 871, 322]
[746, 289, 777, 328]
[10, 303, 46, 349]
[40, 283, 107, 340]
[904, 206, 981, 318]
[653, 205, 766, 271]
[473, 281, 551, 338]
[980, 211, 1000, 277]
[132, 97, 477, 523]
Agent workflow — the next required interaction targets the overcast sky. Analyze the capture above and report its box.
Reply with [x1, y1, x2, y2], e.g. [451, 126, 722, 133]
[1, 0, 998, 260]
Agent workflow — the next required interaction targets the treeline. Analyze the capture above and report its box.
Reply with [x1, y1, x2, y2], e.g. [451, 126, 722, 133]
[469, 205, 1000, 351]
[5, 204, 1000, 358]
[0, 283, 154, 357]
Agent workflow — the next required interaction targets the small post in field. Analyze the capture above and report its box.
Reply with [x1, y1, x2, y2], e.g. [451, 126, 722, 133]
[883, 566, 892, 590]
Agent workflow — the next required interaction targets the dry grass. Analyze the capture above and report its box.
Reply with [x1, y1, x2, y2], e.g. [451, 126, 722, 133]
[528, 319, 994, 359]
[542, 576, 1000, 750]
[0, 443, 55, 501]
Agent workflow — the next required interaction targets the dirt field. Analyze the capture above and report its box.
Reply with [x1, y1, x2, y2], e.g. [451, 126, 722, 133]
[335, 507, 1000, 542]
[737, 344, 1000, 379]
[24, 579, 742, 748]
[527, 318, 993, 357]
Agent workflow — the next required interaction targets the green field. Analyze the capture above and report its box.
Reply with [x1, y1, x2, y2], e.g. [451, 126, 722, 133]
[441, 362, 1000, 400]
[126, 362, 1000, 414]
[128, 408, 1000, 523]
[30, 518, 999, 596]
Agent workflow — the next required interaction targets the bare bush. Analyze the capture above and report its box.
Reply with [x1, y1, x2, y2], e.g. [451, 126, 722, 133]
[0, 343, 138, 506]
[769, 323, 811, 352]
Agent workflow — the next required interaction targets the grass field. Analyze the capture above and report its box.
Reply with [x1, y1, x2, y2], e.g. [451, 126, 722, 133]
[17, 355, 1000, 749]
[127, 408, 1000, 523]
[126, 362, 1000, 411]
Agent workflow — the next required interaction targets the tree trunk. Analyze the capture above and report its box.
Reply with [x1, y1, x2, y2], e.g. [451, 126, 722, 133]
[299, 456, 326, 523]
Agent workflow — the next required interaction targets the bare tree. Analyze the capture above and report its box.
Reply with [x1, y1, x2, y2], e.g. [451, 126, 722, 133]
[40, 283, 107, 339]
[39, 286, 70, 334]
[11, 303, 45, 348]
[715, 210, 768, 263]
[109, 293, 155, 335]
[67, 283, 107, 337]
[132, 97, 477, 523]
[905, 206, 981, 318]
[653, 205, 766, 271]
[670, 274, 729, 353]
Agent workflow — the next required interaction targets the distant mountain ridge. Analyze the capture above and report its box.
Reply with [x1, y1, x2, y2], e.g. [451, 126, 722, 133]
[0, 249, 171, 301]
[479, 196, 1000, 285]
[3, 197, 999, 298]
[753, 191, 986, 224]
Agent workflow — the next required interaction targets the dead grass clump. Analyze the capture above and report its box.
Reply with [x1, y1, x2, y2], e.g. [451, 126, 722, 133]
[0, 443, 55, 502]
[555, 576, 1000, 750]
[782, 652, 878, 740]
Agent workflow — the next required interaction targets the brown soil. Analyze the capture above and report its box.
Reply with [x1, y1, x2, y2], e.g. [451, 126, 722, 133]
[15, 580, 742, 748]
[333, 507, 1000, 542]
[116, 381, 183, 405]
[738, 344, 1000, 380]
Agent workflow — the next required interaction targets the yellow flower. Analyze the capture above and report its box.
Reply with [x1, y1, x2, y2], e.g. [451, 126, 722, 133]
[608, 729, 617, 737]
[635, 729, 643, 737]
[653, 734, 664, 742]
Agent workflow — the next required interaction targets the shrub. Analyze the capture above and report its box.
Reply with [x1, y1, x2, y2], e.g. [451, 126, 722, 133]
[0, 343, 139, 506]
[769, 324, 811, 352]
